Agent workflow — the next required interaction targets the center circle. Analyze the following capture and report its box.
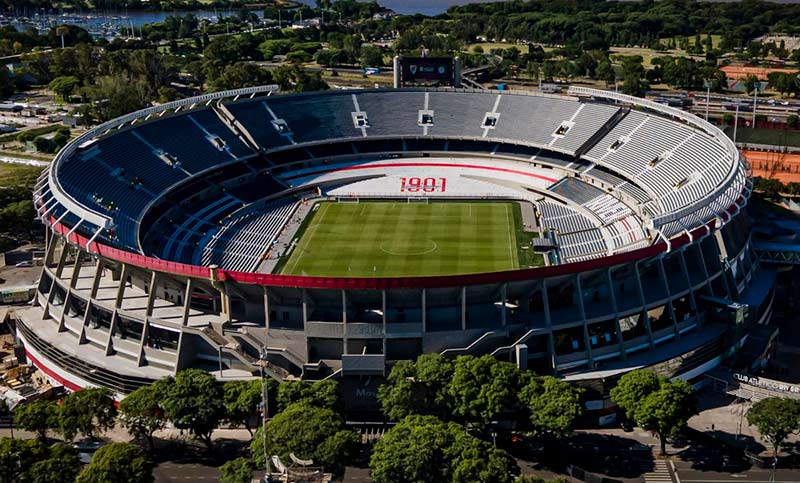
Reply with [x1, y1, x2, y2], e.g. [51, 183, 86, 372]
[379, 239, 438, 256]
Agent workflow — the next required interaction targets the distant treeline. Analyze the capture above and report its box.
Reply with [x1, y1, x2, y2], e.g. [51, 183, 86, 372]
[437, 0, 800, 51]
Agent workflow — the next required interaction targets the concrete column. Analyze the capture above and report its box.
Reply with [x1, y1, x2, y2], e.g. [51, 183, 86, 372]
[263, 286, 270, 331]
[68, 251, 83, 289]
[181, 278, 194, 327]
[89, 260, 104, 300]
[421, 289, 426, 333]
[453, 57, 462, 88]
[500, 284, 507, 327]
[575, 275, 592, 365]
[657, 258, 679, 338]
[114, 264, 129, 309]
[633, 261, 655, 349]
[678, 250, 699, 326]
[382, 289, 387, 356]
[541, 281, 556, 375]
[53, 242, 70, 279]
[461, 286, 467, 331]
[301, 289, 309, 326]
[393, 56, 401, 88]
[341, 290, 347, 355]
[104, 309, 117, 355]
[145, 271, 159, 318]
[607, 268, 626, 359]
[136, 321, 148, 367]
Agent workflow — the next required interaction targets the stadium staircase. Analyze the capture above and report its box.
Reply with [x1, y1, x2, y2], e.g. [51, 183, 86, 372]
[574, 106, 630, 159]
[186, 325, 289, 379]
[439, 330, 506, 356]
[215, 102, 264, 154]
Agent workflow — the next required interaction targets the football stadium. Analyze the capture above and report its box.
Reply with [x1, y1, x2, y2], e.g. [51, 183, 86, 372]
[18, 85, 774, 418]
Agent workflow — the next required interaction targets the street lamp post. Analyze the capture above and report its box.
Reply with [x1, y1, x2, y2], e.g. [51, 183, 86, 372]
[260, 345, 271, 480]
[753, 85, 759, 129]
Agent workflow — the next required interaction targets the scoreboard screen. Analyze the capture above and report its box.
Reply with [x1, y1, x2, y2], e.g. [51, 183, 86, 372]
[401, 57, 454, 84]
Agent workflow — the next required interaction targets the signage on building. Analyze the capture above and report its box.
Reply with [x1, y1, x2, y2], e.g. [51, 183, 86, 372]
[733, 373, 800, 395]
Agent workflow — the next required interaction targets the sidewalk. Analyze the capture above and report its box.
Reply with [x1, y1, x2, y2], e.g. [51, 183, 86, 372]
[687, 389, 798, 457]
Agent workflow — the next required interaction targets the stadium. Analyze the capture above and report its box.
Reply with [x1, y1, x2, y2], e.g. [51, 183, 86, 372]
[18, 85, 772, 419]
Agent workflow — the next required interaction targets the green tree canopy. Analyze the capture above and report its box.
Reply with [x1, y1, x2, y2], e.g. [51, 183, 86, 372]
[250, 402, 357, 476]
[57, 387, 117, 442]
[378, 353, 454, 420]
[746, 397, 800, 458]
[158, 369, 225, 450]
[370, 415, 517, 483]
[519, 375, 583, 438]
[0, 437, 48, 483]
[447, 355, 521, 428]
[27, 443, 80, 483]
[611, 370, 697, 455]
[609, 369, 660, 421]
[14, 399, 57, 440]
[76, 442, 153, 483]
[276, 379, 339, 412]
[224, 379, 270, 437]
[119, 384, 166, 450]
[219, 457, 254, 483]
[48, 75, 80, 101]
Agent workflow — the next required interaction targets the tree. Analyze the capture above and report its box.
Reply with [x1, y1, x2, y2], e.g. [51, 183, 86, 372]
[611, 370, 697, 455]
[0, 437, 48, 483]
[159, 369, 225, 450]
[251, 402, 357, 476]
[370, 415, 517, 483]
[272, 64, 328, 93]
[359, 44, 384, 68]
[447, 355, 521, 428]
[378, 353, 454, 420]
[57, 388, 117, 442]
[76, 442, 153, 483]
[14, 400, 57, 441]
[746, 397, 800, 458]
[119, 384, 166, 450]
[27, 443, 80, 483]
[610, 369, 660, 421]
[219, 457, 253, 483]
[48, 76, 80, 101]
[223, 379, 267, 437]
[210, 62, 273, 92]
[519, 376, 583, 438]
[276, 379, 338, 412]
[743, 73, 759, 95]
[788, 115, 799, 129]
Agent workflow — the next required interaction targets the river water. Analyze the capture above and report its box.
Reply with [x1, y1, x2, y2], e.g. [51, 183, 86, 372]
[1, 0, 496, 35]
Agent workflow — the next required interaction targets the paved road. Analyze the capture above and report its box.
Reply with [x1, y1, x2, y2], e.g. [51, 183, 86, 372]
[675, 462, 800, 483]
[153, 462, 221, 482]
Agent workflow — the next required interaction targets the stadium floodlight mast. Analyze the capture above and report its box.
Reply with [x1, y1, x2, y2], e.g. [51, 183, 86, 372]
[260, 346, 271, 479]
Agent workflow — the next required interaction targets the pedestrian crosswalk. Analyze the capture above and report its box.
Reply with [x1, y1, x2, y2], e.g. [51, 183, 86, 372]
[640, 460, 674, 483]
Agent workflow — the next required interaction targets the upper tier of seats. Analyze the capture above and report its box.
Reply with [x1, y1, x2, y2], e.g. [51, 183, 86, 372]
[47, 87, 745, 264]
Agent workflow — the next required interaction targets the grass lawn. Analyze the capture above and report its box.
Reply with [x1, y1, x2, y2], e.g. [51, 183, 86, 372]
[279, 201, 539, 277]
[467, 42, 530, 54]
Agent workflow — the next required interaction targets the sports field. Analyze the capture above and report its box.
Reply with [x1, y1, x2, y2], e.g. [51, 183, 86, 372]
[280, 201, 528, 277]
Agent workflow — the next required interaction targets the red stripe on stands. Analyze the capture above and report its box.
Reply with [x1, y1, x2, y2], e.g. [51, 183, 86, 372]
[284, 161, 559, 183]
[25, 348, 83, 392]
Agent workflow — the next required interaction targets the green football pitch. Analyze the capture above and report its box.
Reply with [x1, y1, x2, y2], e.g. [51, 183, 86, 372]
[279, 201, 533, 277]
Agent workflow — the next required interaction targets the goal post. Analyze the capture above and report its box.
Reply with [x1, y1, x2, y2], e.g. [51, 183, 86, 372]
[407, 197, 429, 204]
[337, 197, 360, 204]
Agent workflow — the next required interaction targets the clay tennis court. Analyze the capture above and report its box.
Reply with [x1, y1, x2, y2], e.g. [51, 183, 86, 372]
[746, 149, 800, 183]
[722, 65, 798, 81]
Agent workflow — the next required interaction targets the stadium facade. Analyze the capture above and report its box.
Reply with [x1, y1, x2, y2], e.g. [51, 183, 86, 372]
[19, 86, 773, 418]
